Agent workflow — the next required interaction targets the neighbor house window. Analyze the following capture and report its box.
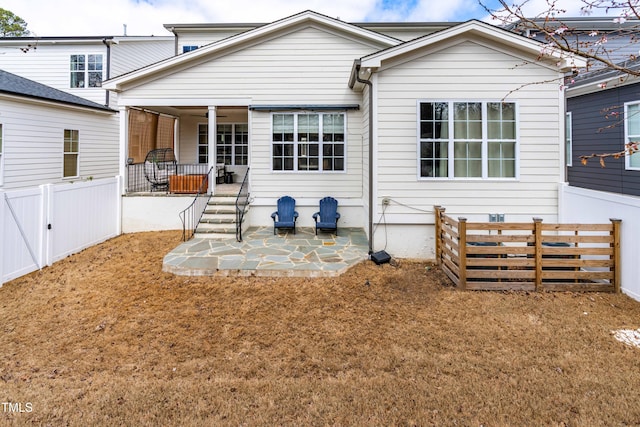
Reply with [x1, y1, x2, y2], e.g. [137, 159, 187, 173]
[70, 54, 103, 88]
[182, 45, 198, 53]
[419, 101, 517, 179]
[198, 124, 248, 165]
[63, 129, 79, 178]
[566, 112, 573, 167]
[625, 102, 640, 170]
[272, 112, 345, 172]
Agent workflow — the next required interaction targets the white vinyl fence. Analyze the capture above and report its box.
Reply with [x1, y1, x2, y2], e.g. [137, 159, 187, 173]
[1, 177, 121, 285]
[559, 183, 640, 302]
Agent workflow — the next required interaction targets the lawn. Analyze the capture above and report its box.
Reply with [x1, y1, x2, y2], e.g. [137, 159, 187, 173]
[1, 231, 640, 426]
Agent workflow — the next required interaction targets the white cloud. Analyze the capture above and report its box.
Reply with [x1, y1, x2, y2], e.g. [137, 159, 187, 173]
[1, 0, 623, 37]
[2, 0, 378, 36]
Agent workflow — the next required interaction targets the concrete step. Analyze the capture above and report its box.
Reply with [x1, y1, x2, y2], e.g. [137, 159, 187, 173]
[199, 214, 236, 224]
[204, 206, 236, 215]
[193, 231, 237, 240]
[207, 196, 237, 205]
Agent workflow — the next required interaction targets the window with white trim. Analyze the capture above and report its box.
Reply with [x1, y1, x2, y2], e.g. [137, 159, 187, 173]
[70, 54, 103, 88]
[272, 112, 345, 172]
[419, 101, 517, 179]
[625, 102, 640, 170]
[566, 112, 573, 167]
[63, 129, 79, 178]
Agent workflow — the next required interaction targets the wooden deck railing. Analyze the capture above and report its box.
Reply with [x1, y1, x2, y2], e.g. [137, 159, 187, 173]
[434, 206, 621, 292]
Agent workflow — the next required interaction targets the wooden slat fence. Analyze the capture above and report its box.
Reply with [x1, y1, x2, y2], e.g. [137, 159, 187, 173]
[434, 206, 621, 292]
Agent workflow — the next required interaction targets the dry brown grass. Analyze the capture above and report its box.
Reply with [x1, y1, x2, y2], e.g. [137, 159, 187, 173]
[1, 231, 640, 426]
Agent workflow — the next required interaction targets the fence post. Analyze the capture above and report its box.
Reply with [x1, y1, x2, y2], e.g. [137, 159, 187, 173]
[458, 217, 467, 290]
[610, 218, 622, 293]
[533, 217, 543, 292]
[434, 206, 443, 266]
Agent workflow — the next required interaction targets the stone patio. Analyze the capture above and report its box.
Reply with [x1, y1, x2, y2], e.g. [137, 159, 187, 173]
[162, 226, 370, 277]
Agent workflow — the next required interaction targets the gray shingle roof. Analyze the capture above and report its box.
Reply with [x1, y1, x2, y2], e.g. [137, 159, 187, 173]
[0, 69, 114, 112]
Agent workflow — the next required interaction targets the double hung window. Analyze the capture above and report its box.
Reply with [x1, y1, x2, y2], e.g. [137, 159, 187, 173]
[419, 101, 517, 179]
[272, 112, 345, 172]
[625, 102, 640, 170]
[64, 129, 79, 178]
[70, 54, 103, 88]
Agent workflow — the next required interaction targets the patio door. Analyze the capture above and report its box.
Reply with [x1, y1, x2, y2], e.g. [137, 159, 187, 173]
[216, 123, 248, 166]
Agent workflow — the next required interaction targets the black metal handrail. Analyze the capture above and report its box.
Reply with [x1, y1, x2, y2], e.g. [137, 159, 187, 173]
[235, 168, 250, 242]
[179, 167, 213, 241]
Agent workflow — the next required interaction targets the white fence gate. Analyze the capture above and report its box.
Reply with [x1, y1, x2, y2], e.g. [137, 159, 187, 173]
[1, 177, 121, 285]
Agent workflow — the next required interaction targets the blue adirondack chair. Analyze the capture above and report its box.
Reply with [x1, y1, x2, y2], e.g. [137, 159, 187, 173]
[271, 196, 299, 235]
[312, 196, 340, 235]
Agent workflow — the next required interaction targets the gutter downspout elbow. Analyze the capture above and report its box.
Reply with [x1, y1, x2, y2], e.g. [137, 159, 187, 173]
[355, 63, 374, 255]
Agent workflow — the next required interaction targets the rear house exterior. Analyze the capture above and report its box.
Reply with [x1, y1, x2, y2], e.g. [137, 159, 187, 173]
[103, 11, 582, 258]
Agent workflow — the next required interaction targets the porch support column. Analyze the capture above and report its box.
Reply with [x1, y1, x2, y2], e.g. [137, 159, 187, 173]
[207, 106, 217, 195]
[118, 106, 129, 195]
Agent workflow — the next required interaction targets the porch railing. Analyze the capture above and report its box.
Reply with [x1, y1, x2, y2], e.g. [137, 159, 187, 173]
[235, 168, 250, 242]
[126, 163, 209, 194]
[179, 167, 213, 241]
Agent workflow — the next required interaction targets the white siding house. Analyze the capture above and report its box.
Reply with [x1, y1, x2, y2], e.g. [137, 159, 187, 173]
[103, 11, 582, 257]
[351, 22, 579, 256]
[0, 35, 174, 107]
[0, 70, 119, 190]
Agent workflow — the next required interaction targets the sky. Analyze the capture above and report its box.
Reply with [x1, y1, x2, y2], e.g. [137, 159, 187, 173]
[1, 0, 622, 37]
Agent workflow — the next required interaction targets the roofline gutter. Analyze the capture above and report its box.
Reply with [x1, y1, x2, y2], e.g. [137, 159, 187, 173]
[354, 61, 374, 255]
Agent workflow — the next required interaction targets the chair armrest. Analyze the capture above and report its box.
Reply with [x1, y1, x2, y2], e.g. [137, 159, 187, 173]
[336, 213, 341, 219]
[312, 212, 319, 221]
[271, 212, 277, 220]
[293, 211, 299, 220]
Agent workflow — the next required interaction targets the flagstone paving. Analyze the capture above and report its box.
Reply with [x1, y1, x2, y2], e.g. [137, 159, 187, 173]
[162, 226, 370, 277]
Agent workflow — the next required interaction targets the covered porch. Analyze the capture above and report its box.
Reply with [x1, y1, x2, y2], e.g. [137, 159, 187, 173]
[121, 105, 250, 196]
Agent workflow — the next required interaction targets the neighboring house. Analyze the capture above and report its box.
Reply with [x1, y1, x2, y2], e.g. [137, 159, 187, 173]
[103, 10, 580, 258]
[565, 64, 640, 195]
[507, 17, 640, 70]
[0, 69, 119, 189]
[0, 35, 174, 107]
[561, 62, 640, 300]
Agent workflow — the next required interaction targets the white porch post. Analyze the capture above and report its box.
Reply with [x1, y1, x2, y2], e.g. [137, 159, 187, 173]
[207, 106, 217, 195]
[118, 107, 129, 195]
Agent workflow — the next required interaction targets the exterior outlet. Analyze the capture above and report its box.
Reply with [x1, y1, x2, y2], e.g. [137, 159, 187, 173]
[382, 197, 390, 206]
